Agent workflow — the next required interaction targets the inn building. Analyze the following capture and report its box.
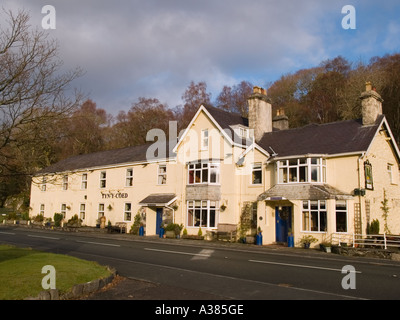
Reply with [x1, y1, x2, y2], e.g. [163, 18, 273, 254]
[30, 83, 400, 246]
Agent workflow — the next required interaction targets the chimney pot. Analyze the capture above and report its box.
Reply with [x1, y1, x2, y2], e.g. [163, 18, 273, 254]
[248, 86, 272, 141]
[360, 81, 383, 126]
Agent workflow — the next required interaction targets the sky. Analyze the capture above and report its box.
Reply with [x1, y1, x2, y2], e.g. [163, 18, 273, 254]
[2, 0, 400, 115]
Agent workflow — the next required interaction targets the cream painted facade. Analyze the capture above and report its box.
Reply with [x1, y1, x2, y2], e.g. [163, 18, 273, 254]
[30, 85, 400, 247]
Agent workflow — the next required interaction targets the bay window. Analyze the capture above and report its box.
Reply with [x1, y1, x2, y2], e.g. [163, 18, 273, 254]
[188, 162, 219, 185]
[277, 157, 326, 184]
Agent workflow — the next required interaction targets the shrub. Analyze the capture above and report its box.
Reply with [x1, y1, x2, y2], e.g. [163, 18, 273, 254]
[67, 214, 82, 227]
[53, 213, 63, 227]
[33, 214, 44, 222]
[130, 213, 142, 235]
[164, 223, 183, 236]
[367, 219, 380, 235]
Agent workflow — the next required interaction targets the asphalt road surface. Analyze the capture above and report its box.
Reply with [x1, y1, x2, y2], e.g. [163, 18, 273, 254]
[1, 225, 400, 301]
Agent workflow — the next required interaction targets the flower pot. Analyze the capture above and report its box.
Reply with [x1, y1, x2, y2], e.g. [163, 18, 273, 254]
[304, 243, 310, 249]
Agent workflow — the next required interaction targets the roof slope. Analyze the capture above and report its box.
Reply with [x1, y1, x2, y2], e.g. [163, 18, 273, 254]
[257, 115, 384, 158]
[37, 142, 175, 175]
[258, 183, 353, 201]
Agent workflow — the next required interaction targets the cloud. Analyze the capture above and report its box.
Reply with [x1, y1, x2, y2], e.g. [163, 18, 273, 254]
[1, 0, 398, 114]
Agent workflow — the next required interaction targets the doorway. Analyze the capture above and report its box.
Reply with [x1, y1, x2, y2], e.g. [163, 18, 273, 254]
[275, 206, 292, 243]
[156, 208, 163, 235]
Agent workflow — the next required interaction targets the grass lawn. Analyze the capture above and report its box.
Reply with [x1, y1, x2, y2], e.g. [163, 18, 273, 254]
[0, 244, 112, 300]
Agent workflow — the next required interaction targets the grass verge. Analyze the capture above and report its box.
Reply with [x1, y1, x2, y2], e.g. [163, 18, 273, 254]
[0, 244, 111, 300]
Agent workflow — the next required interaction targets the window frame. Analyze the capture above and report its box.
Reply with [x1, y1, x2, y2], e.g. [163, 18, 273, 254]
[62, 175, 68, 191]
[188, 162, 220, 185]
[251, 162, 263, 185]
[124, 202, 132, 222]
[41, 176, 47, 192]
[61, 203, 67, 219]
[201, 129, 209, 150]
[80, 203, 86, 220]
[157, 165, 167, 185]
[40, 204, 45, 216]
[81, 173, 88, 190]
[301, 200, 327, 233]
[98, 203, 105, 219]
[277, 157, 326, 184]
[335, 200, 348, 233]
[126, 168, 134, 187]
[100, 171, 107, 188]
[187, 200, 219, 229]
[387, 163, 394, 184]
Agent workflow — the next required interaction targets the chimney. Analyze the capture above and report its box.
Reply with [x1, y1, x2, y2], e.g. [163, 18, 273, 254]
[273, 108, 289, 131]
[360, 81, 383, 126]
[247, 86, 272, 141]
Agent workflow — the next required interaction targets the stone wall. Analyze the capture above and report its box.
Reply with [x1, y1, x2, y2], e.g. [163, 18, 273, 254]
[25, 267, 117, 300]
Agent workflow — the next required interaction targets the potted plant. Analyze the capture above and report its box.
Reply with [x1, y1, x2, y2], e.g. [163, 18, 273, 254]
[319, 241, 332, 253]
[299, 235, 318, 249]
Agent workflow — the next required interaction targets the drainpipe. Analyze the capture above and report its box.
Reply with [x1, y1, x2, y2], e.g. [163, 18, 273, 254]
[165, 205, 175, 224]
[357, 152, 366, 235]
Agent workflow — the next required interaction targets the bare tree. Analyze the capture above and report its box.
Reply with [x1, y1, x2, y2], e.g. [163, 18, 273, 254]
[0, 9, 82, 205]
[0, 9, 82, 171]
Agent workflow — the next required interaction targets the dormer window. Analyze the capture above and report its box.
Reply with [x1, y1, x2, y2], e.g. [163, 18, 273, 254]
[239, 127, 248, 138]
[277, 157, 326, 184]
[230, 124, 249, 139]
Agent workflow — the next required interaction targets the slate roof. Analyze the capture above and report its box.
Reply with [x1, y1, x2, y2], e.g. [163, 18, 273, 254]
[138, 193, 177, 206]
[258, 184, 353, 201]
[37, 142, 176, 175]
[257, 115, 384, 158]
[202, 105, 251, 145]
[36, 104, 386, 175]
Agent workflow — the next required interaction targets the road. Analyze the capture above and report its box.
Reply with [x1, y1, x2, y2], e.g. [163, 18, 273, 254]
[1, 225, 400, 300]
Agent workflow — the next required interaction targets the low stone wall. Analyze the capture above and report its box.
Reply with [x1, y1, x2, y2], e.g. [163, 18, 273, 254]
[332, 245, 400, 260]
[25, 267, 117, 300]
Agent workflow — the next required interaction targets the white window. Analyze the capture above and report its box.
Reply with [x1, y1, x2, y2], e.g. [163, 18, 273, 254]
[158, 165, 167, 185]
[41, 177, 47, 191]
[201, 129, 209, 150]
[188, 162, 220, 185]
[62, 175, 68, 190]
[98, 203, 105, 218]
[335, 200, 347, 233]
[277, 158, 326, 184]
[126, 168, 133, 187]
[40, 204, 45, 216]
[187, 200, 218, 228]
[80, 204, 86, 220]
[124, 203, 132, 221]
[387, 164, 394, 184]
[100, 171, 106, 188]
[239, 127, 248, 138]
[302, 200, 327, 232]
[61, 203, 67, 219]
[81, 173, 88, 190]
[251, 163, 262, 185]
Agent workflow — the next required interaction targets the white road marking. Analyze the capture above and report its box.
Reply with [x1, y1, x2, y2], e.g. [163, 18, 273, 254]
[76, 240, 120, 247]
[145, 247, 213, 259]
[27, 234, 60, 240]
[0, 231, 15, 235]
[78, 252, 368, 300]
[191, 249, 214, 260]
[249, 259, 362, 273]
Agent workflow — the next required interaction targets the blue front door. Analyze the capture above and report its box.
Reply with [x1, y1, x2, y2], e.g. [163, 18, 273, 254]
[275, 206, 292, 243]
[156, 208, 163, 235]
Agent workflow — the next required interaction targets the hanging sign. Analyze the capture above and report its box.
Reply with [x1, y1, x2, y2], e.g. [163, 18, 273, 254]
[364, 161, 374, 190]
